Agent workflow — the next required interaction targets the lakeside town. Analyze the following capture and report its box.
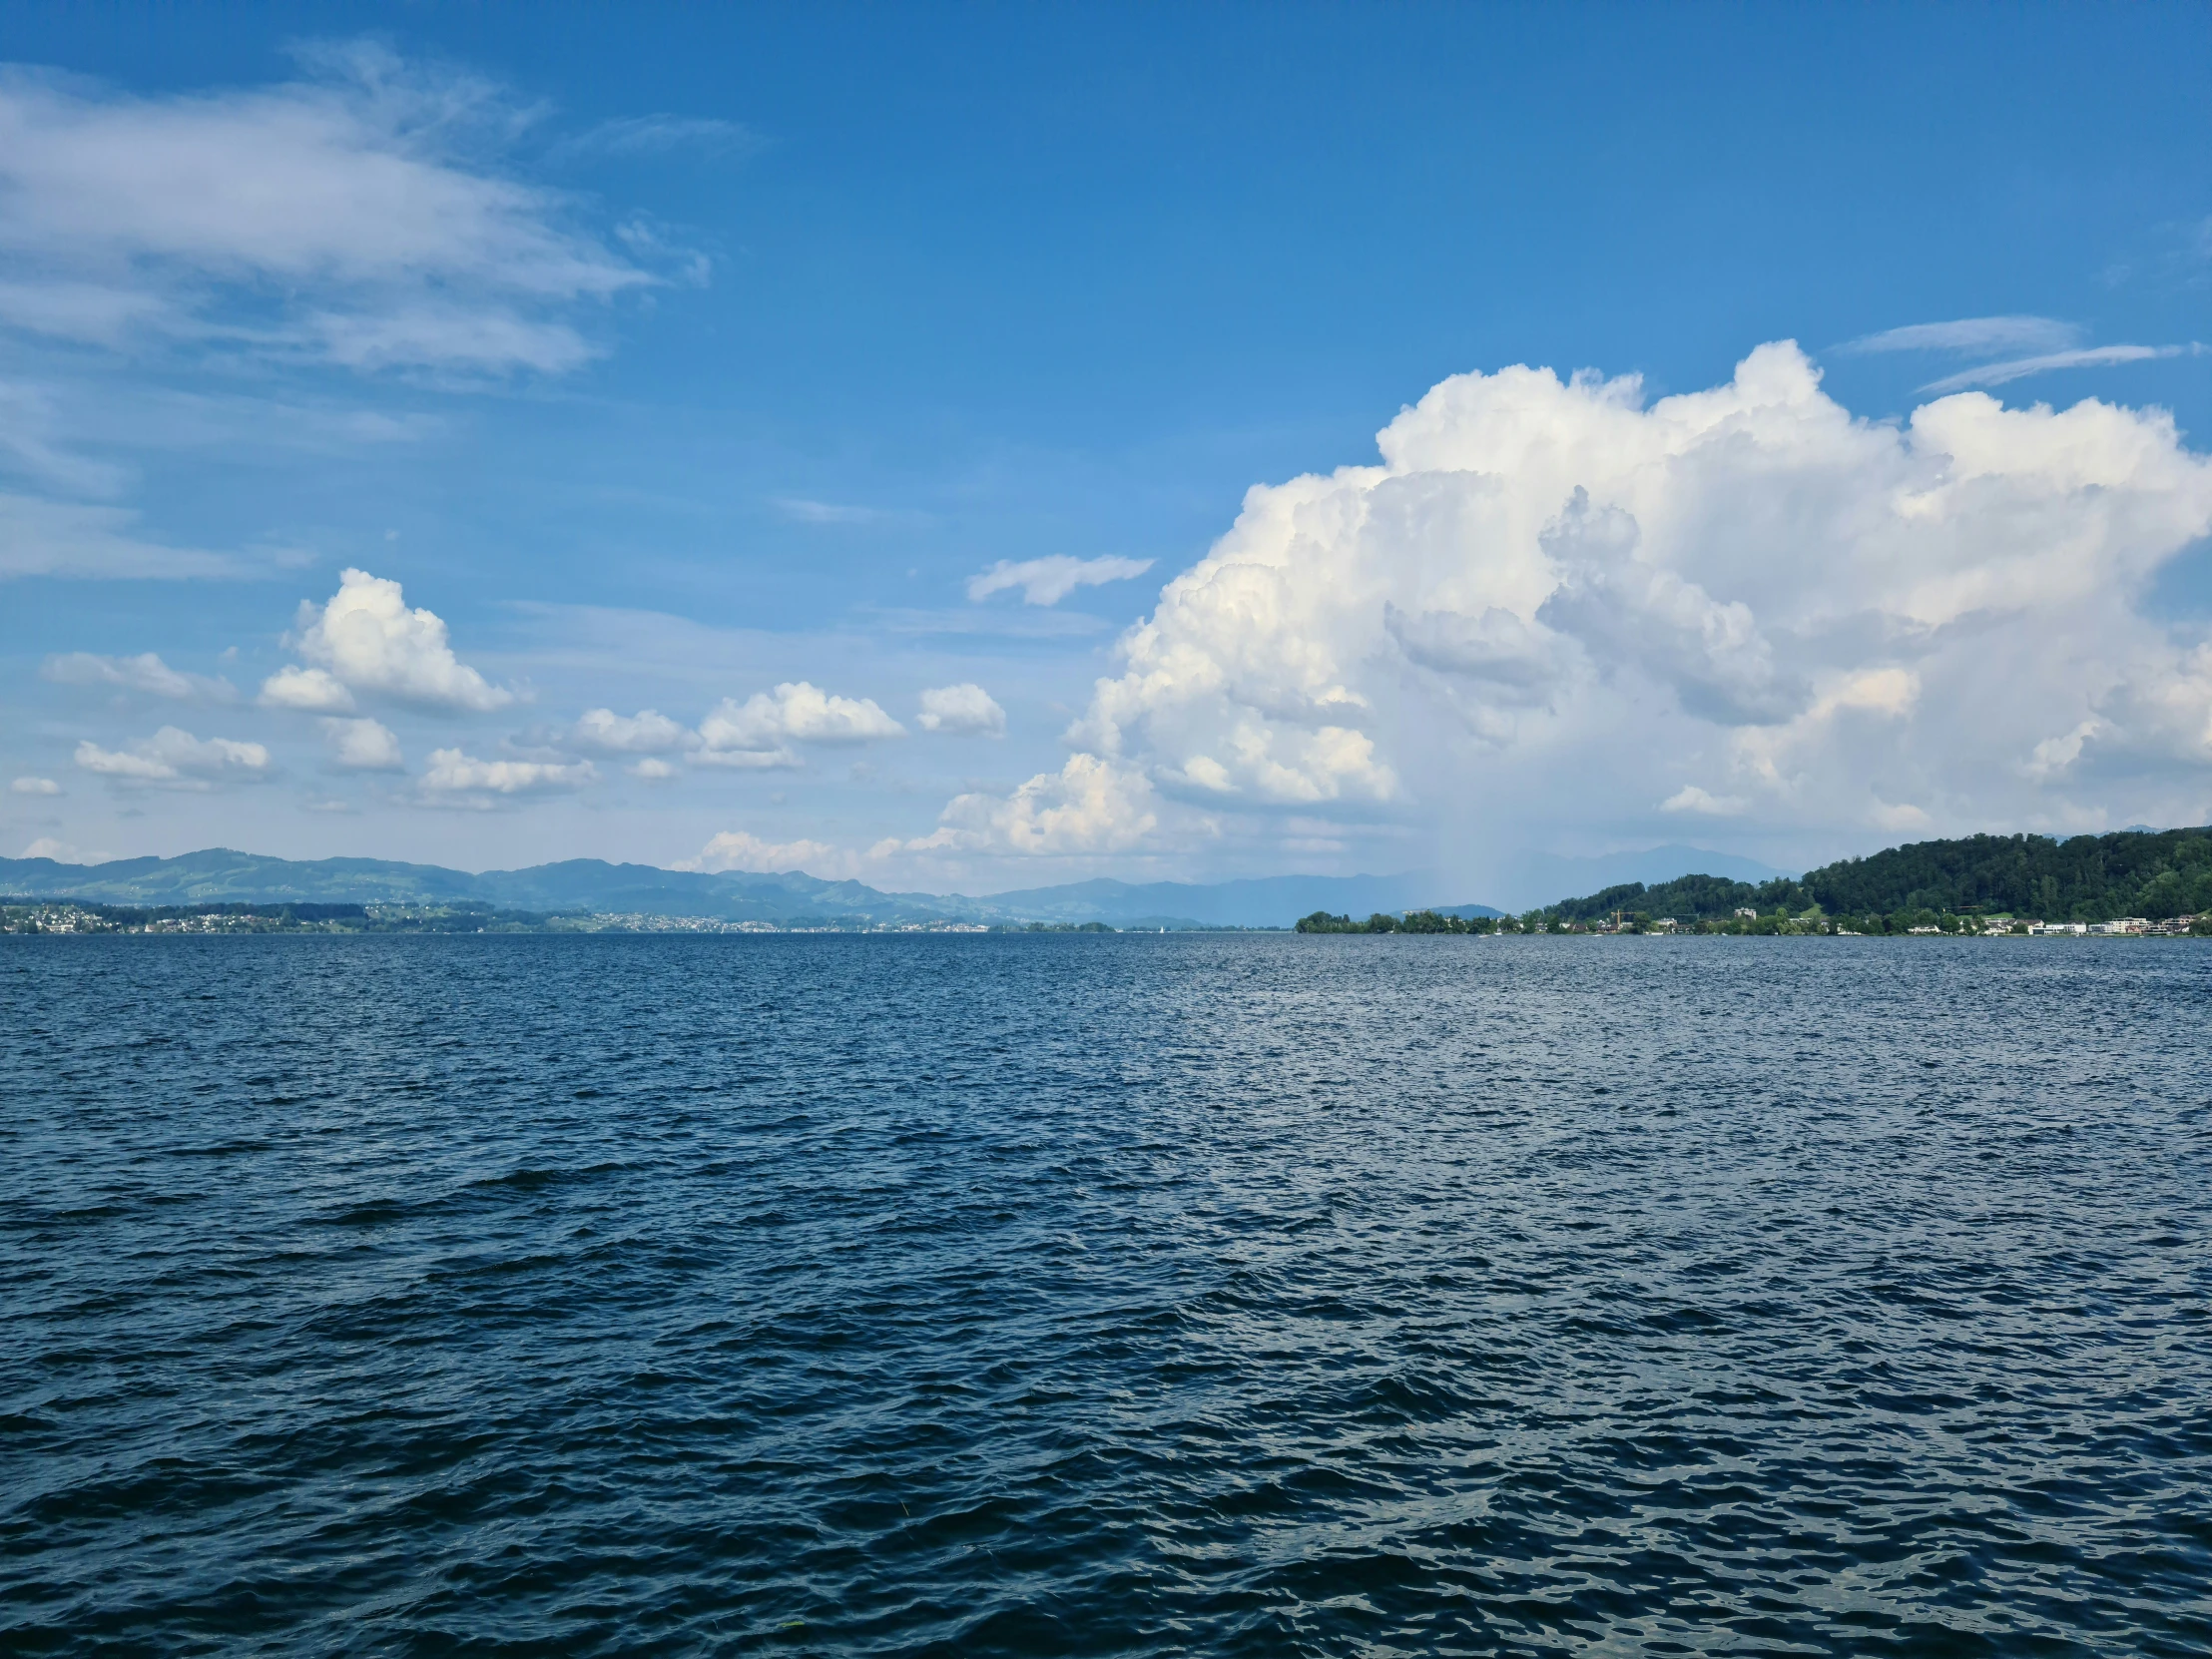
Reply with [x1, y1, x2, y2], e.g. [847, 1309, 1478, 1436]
[1303, 906, 2211, 936]
[0, 901, 1004, 936]
[8, 896, 2207, 939]
[1624, 910, 2207, 937]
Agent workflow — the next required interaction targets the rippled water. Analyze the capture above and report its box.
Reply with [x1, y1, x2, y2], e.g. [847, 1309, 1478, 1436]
[4, 934, 2209, 1655]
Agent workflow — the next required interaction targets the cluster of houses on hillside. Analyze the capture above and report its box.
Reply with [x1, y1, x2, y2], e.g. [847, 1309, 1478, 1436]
[1610, 910, 2206, 937]
[2012, 916, 2203, 936]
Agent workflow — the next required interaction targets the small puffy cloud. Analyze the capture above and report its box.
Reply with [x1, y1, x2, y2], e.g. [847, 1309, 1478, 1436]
[11, 775, 61, 796]
[630, 756, 679, 781]
[967, 554, 1155, 606]
[289, 568, 511, 712]
[74, 726, 272, 788]
[42, 651, 232, 700]
[915, 682, 1006, 737]
[320, 716, 403, 771]
[1661, 785, 1745, 817]
[418, 747, 594, 805]
[572, 707, 690, 754]
[678, 829, 863, 878]
[23, 836, 112, 862]
[696, 681, 903, 765]
[260, 664, 356, 712]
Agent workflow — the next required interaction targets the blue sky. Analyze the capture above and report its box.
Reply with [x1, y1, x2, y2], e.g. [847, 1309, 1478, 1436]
[4, 3, 2209, 893]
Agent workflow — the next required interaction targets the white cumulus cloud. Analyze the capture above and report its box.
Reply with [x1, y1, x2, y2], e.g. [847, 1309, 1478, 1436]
[695, 681, 903, 767]
[915, 682, 1006, 737]
[320, 716, 403, 771]
[259, 664, 356, 713]
[919, 341, 2212, 871]
[280, 567, 511, 712]
[571, 707, 690, 754]
[418, 747, 594, 805]
[74, 726, 272, 788]
[1661, 785, 1746, 817]
[22, 836, 110, 861]
[905, 754, 1165, 857]
[11, 775, 61, 796]
[967, 554, 1156, 606]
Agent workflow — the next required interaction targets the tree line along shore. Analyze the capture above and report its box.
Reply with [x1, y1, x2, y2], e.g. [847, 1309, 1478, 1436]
[1301, 826, 2212, 936]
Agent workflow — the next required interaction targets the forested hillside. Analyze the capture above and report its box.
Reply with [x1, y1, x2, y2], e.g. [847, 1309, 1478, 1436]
[1549, 828, 2212, 925]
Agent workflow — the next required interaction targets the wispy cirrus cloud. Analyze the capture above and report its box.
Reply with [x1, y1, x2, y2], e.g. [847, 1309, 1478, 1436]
[42, 650, 234, 700]
[0, 42, 672, 378]
[0, 492, 246, 580]
[1840, 315, 2079, 357]
[1920, 342, 2206, 394]
[1835, 315, 2204, 395]
[549, 114, 761, 162]
[0, 378, 132, 495]
[771, 496, 927, 527]
[967, 554, 1155, 606]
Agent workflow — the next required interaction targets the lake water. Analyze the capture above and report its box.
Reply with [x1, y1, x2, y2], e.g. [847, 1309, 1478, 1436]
[4, 934, 2208, 1655]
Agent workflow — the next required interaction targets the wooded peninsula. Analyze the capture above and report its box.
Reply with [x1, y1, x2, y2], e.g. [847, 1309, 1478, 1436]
[1298, 827, 2212, 936]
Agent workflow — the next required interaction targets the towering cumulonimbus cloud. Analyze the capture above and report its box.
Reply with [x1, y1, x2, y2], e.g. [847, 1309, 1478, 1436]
[913, 342, 2212, 863]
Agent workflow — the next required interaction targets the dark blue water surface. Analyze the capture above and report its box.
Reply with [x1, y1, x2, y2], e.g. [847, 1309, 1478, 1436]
[4, 934, 2209, 1656]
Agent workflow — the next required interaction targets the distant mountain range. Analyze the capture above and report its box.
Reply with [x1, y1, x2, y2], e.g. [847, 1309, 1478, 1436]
[0, 849, 1505, 929]
[13, 834, 2193, 931]
[0, 841, 1824, 929]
